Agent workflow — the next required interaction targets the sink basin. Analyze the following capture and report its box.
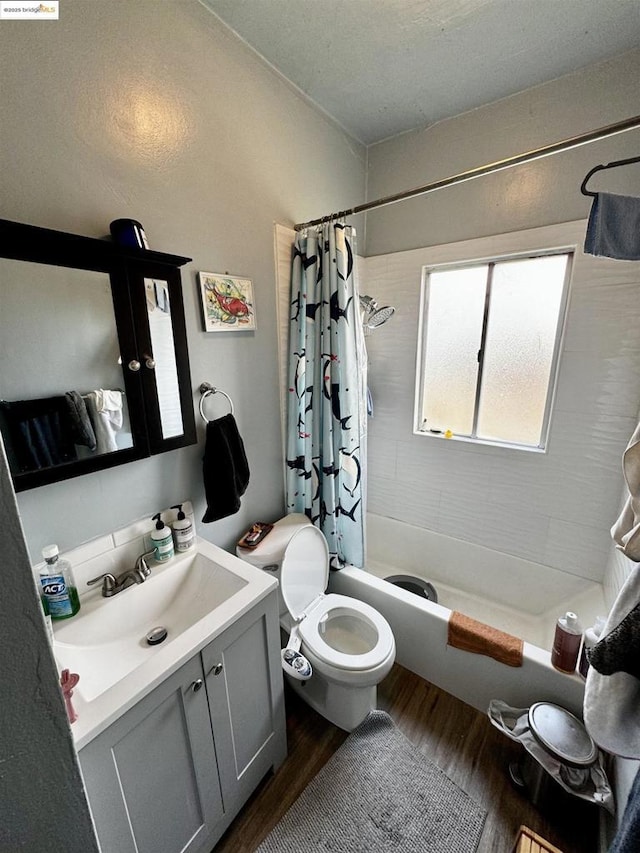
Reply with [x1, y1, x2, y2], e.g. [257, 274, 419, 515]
[53, 549, 247, 703]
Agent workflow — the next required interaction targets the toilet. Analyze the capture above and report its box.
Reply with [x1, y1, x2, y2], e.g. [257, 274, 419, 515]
[237, 514, 396, 731]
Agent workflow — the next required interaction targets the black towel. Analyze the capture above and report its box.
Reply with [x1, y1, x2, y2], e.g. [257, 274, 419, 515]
[588, 601, 640, 679]
[202, 413, 250, 523]
[65, 391, 97, 451]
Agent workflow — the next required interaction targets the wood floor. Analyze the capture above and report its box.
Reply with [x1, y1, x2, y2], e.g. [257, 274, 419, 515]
[214, 664, 599, 852]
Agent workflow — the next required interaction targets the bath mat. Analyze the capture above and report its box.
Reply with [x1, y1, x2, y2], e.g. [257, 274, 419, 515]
[257, 710, 486, 852]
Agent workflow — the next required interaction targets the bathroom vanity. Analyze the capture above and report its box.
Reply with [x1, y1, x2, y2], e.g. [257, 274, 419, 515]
[52, 536, 287, 853]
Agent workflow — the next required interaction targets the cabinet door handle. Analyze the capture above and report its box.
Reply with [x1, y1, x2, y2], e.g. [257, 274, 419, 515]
[128, 359, 141, 372]
[191, 678, 203, 693]
[144, 355, 156, 369]
[212, 663, 223, 676]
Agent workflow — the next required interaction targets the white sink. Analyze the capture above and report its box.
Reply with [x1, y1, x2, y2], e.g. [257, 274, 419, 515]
[53, 547, 248, 704]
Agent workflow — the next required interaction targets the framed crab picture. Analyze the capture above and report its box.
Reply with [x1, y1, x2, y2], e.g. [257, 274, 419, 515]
[198, 272, 256, 332]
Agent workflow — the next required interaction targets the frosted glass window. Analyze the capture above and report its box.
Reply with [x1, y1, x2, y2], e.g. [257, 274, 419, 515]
[419, 266, 487, 434]
[416, 251, 571, 450]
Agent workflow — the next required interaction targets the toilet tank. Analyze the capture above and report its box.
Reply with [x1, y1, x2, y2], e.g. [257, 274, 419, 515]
[236, 513, 311, 616]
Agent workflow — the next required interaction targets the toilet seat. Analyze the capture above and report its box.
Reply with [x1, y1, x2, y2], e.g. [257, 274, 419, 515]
[281, 526, 394, 672]
[298, 594, 395, 671]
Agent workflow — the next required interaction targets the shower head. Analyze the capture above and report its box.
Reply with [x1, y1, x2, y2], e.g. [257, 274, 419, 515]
[367, 304, 395, 328]
[359, 294, 395, 330]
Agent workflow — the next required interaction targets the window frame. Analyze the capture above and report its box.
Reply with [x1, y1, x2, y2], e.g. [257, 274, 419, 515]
[413, 247, 574, 452]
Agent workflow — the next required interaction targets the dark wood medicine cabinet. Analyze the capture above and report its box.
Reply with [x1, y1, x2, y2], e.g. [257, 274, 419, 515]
[0, 218, 197, 492]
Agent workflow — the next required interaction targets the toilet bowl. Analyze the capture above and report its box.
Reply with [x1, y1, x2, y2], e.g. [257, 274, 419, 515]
[237, 514, 395, 731]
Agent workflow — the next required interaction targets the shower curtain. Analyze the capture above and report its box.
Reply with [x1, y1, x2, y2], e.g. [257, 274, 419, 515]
[285, 222, 367, 568]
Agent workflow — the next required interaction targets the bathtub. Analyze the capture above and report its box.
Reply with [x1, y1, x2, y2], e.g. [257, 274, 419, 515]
[328, 514, 607, 716]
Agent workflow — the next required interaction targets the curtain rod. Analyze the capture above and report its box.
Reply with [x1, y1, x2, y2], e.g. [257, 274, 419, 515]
[293, 114, 640, 231]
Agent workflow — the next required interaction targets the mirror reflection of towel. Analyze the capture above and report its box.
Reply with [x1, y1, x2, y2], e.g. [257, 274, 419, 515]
[85, 390, 123, 454]
[65, 391, 97, 451]
[202, 414, 250, 523]
[0, 397, 77, 472]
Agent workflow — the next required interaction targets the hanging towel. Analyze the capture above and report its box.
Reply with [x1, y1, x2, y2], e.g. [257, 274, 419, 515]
[202, 413, 250, 523]
[65, 391, 97, 451]
[584, 192, 640, 260]
[85, 390, 123, 454]
[611, 422, 640, 560]
[94, 388, 124, 414]
[447, 611, 523, 667]
[584, 567, 640, 758]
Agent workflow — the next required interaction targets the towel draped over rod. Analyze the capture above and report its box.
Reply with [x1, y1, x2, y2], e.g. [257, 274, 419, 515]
[198, 382, 234, 423]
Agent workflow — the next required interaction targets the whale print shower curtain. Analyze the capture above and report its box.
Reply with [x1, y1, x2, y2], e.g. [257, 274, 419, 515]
[286, 222, 367, 568]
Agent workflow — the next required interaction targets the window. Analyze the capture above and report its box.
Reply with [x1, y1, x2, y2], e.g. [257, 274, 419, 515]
[414, 250, 572, 450]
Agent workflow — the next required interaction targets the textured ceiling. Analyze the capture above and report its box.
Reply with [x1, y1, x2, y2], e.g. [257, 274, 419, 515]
[200, 0, 640, 145]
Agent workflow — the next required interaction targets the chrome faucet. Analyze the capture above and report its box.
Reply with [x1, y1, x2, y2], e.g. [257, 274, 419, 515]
[87, 550, 155, 597]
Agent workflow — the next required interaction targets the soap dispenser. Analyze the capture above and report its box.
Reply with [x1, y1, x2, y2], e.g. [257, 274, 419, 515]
[150, 513, 174, 562]
[171, 504, 195, 552]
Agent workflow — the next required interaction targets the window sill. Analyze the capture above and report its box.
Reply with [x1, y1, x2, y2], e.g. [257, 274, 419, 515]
[413, 428, 546, 454]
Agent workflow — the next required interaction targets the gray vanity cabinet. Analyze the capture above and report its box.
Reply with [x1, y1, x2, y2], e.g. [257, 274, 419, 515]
[202, 592, 287, 815]
[79, 591, 287, 853]
[79, 654, 223, 853]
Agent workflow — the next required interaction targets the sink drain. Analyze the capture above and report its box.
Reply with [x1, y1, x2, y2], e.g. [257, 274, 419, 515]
[146, 626, 168, 646]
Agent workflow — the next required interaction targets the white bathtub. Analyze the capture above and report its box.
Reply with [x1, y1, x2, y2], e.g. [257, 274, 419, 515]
[328, 514, 607, 716]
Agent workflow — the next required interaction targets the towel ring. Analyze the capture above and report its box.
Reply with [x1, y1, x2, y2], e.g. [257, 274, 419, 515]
[198, 382, 234, 423]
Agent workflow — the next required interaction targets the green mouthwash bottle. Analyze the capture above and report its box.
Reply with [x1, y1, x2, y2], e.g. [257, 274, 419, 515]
[39, 544, 81, 620]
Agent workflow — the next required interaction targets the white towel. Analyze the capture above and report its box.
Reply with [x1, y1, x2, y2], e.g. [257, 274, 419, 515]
[95, 389, 123, 414]
[86, 391, 123, 454]
[584, 568, 640, 758]
[611, 422, 640, 560]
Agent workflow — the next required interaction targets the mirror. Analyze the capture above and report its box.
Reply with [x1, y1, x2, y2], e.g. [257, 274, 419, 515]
[0, 218, 196, 491]
[144, 277, 183, 440]
[0, 260, 135, 474]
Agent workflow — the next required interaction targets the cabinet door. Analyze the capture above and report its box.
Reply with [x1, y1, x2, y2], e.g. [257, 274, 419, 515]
[202, 592, 286, 814]
[79, 655, 223, 853]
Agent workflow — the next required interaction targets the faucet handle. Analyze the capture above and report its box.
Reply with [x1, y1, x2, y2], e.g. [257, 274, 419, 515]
[135, 550, 156, 578]
[87, 572, 118, 596]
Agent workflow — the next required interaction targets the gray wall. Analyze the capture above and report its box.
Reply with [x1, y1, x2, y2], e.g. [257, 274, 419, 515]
[0, 0, 366, 560]
[0, 445, 98, 853]
[360, 49, 640, 581]
[0, 2, 365, 848]
[364, 49, 640, 256]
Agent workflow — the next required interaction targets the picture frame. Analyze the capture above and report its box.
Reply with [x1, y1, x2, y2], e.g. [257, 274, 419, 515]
[198, 272, 256, 332]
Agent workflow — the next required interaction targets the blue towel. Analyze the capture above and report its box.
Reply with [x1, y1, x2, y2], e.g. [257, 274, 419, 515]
[584, 192, 640, 260]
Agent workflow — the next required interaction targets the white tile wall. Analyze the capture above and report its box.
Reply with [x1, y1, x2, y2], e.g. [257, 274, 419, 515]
[362, 221, 640, 583]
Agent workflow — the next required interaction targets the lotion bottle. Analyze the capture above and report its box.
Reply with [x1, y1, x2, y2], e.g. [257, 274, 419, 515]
[151, 512, 174, 562]
[551, 611, 582, 673]
[171, 504, 195, 552]
[578, 616, 606, 679]
[39, 545, 81, 620]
